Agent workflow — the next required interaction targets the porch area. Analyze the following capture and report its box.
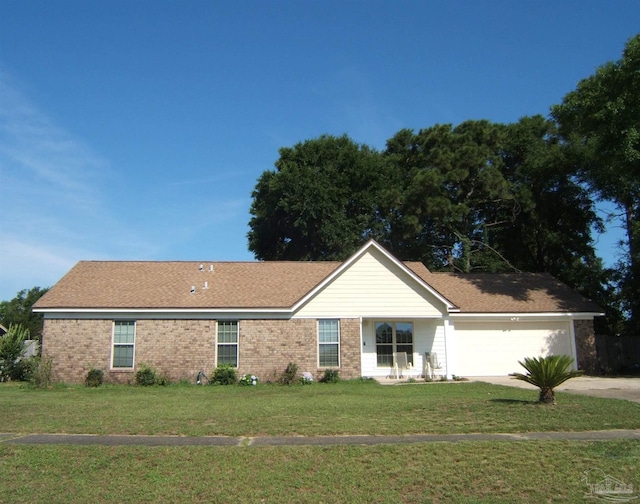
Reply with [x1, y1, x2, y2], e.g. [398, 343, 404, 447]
[360, 318, 448, 379]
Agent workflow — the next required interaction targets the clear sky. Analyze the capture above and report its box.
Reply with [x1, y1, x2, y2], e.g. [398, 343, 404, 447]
[1, 0, 638, 302]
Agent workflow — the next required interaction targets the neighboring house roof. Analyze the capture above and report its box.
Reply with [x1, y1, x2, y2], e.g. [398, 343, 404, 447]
[0, 323, 7, 335]
[33, 241, 602, 314]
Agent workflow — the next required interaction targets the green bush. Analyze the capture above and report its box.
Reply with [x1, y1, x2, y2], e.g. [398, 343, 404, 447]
[278, 362, 299, 385]
[511, 355, 583, 404]
[239, 373, 258, 386]
[135, 364, 157, 386]
[155, 373, 170, 386]
[10, 355, 39, 382]
[85, 368, 104, 387]
[320, 369, 340, 384]
[28, 356, 52, 388]
[0, 324, 29, 381]
[299, 372, 314, 385]
[211, 364, 237, 385]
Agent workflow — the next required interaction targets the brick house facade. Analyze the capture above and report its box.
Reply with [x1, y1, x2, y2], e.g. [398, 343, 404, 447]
[34, 241, 602, 384]
[41, 317, 363, 384]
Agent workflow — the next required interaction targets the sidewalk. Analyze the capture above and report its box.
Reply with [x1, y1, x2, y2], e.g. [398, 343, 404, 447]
[2, 430, 639, 447]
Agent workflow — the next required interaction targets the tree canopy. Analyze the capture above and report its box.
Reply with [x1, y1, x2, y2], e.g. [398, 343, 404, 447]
[248, 134, 389, 260]
[248, 120, 601, 288]
[247, 34, 639, 337]
[552, 33, 640, 329]
[0, 287, 49, 340]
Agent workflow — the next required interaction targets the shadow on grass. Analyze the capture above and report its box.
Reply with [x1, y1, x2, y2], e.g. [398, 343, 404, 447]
[489, 398, 537, 405]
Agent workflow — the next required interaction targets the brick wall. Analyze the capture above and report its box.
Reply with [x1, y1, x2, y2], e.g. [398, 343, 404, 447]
[574, 319, 597, 374]
[42, 317, 362, 384]
[239, 318, 361, 381]
[42, 319, 216, 384]
[42, 319, 113, 383]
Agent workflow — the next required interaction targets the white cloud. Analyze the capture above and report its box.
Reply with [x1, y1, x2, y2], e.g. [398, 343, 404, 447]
[0, 70, 256, 301]
[0, 237, 79, 295]
[0, 71, 151, 300]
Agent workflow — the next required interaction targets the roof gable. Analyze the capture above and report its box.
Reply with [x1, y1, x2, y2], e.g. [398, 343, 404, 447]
[293, 242, 454, 317]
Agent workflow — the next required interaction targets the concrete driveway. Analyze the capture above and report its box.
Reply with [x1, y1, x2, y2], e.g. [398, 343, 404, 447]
[476, 376, 640, 403]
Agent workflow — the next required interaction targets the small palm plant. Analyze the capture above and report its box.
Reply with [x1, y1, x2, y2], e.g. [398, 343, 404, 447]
[0, 324, 29, 381]
[511, 355, 583, 404]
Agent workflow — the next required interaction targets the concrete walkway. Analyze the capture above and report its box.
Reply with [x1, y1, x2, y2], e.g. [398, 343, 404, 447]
[1, 430, 639, 447]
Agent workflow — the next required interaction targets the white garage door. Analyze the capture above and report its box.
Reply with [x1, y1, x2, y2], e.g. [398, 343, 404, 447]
[454, 320, 573, 376]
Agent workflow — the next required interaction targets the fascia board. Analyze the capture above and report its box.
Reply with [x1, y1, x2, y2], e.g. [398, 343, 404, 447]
[450, 312, 604, 320]
[35, 308, 292, 320]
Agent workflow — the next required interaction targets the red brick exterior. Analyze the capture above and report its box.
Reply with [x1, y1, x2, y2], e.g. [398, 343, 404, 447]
[573, 319, 597, 374]
[41, 317, 362, 384]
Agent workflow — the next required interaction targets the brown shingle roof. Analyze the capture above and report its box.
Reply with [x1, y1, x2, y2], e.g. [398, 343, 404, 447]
[405, 262, 602, 313]
[34, 255, 602, 314]
[33, 261, 341, 309]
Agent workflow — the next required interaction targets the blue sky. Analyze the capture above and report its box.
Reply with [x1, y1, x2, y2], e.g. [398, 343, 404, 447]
[1, 0, 638, 302]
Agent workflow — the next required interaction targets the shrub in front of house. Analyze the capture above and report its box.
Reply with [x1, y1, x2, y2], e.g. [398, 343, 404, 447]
[0, 323, 29, 381]
[134, 364, 170, 386]
[28, 356, 52, 389]
[300, 371, 314, 385]
[239, 373, 258, 386]
[211, 364, 237, 385]
[319, 369, 339, 384]
[135, 364, 158, 386]
[85, 368, 104, 387]
[11, 355, 40, 382]
[278, 362, 299, 385]
[511, 355, 583, 404]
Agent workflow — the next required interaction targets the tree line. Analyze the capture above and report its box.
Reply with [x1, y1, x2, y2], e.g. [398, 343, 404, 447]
[248, 34, 639, 339]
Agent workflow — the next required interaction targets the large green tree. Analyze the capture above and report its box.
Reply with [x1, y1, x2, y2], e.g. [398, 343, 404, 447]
[552, 33, 640, 329]
[248, 134, 388, 260]
[497, 116, 605, 290]
[383, 120, 518, 272]
[0, 287, 48, 340]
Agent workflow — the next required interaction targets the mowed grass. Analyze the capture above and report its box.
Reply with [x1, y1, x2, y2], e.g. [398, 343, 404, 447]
[2, 381, 639, 503]
[1, 379, 639, 436]
[2, 440, 639, 503]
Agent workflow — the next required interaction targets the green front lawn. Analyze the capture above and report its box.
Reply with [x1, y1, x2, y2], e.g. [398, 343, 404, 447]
[1, 379, 638, 436]
[2, 440, 638, 503]
[1, 380, 639, 503]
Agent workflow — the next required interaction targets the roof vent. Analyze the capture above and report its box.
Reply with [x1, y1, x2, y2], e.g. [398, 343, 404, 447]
[209, 264, 214, 272]
[190, 285, 196, 294]
[199, 264, 204, 271]
[203, 281, 209, 289]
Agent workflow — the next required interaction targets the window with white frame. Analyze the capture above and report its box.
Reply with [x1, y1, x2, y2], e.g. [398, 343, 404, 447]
[375, 321, 413, 367]
[112, 321, 136, 368]
[217, 321, 238, 366]
[318, 319, 340, 367]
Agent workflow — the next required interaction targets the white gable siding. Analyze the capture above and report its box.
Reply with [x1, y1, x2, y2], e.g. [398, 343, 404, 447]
[294, 248, 446, 318]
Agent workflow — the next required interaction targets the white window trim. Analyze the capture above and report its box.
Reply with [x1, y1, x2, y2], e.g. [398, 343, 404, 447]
[111, 320, 136, 370]
[216, 320, 239, 367]
[318, 319, 340, 368]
